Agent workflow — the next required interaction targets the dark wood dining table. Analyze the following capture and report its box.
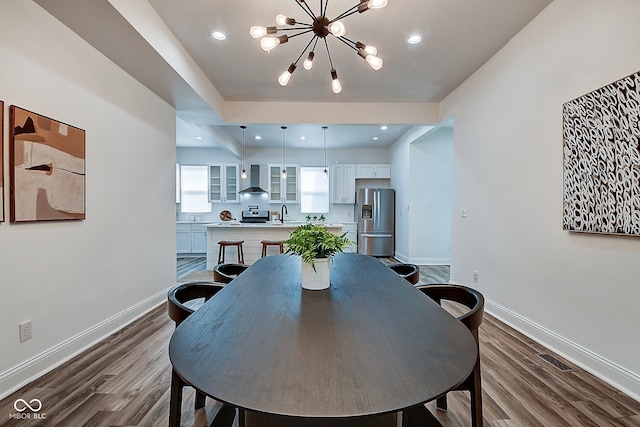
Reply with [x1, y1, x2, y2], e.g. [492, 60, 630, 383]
[169, 253, 477, 427]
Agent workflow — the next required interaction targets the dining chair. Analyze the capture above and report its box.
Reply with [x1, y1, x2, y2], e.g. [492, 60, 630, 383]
[387, 263, 420, 285]
[213, 263, 250, 283]
[167, 282, 240, 427]
[415, 284, 485, 427]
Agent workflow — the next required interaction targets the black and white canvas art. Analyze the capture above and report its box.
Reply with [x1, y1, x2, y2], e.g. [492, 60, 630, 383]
[563, 71, 640, 236]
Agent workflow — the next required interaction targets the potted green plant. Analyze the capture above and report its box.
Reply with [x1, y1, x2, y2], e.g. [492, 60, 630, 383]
[284, 223, 353, 290]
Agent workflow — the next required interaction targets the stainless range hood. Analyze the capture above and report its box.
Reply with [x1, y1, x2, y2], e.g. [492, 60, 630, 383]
[239, 164, 268, 194]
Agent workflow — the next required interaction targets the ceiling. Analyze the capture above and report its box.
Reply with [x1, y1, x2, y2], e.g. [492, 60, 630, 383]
[34, 0, 552, 152]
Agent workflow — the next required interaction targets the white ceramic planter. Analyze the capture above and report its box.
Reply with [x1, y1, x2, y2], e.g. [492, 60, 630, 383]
[301, 257, 330, 290]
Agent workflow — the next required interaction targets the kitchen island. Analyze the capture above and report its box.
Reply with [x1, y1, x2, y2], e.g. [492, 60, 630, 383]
[204, 222, 345, 269]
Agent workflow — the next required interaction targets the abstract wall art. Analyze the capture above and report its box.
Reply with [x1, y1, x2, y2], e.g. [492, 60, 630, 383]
[9, 106, 85, 222]
[562, 71, 640, 236]
[1, 100, 4, 222]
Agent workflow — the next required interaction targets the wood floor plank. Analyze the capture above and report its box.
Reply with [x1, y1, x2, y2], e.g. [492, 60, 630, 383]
[0, 261, 638, 427]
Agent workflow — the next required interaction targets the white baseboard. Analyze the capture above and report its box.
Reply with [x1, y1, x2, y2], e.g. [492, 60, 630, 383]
[485, 299, 640, 402]
[409, 257, 450, 265]
[0, 290, 167, 400]
[393, 252, 450, 266]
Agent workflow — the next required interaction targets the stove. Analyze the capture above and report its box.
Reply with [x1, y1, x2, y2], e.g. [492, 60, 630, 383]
[240, 210, 270, 223]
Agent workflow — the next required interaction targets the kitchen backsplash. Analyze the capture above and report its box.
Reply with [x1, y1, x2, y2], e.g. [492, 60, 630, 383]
[176, 197, 356, 223]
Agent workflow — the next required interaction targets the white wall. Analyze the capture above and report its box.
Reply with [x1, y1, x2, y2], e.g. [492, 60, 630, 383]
[409, 128, 453, 265]
[0, 0, 176, 398]
[390, 126, 439, 263]
[441, 0, 640, 399]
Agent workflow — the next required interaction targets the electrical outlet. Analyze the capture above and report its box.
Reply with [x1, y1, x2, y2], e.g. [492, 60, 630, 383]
[473, 271, 478, 283]
[19, 321, 32, 342]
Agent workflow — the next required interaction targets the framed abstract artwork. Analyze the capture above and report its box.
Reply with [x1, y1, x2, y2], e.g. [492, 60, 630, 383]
[0, 100, 4, 222]
[9, 106, 85, 222]
[562, 70, 640, 236]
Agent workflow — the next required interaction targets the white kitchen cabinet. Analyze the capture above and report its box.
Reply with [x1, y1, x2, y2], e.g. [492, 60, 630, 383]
[331, 164, 356, 204]
[208, 164, 239, 203]
[268, 164, 299, 203]
[342, 222, 358, 253]
[177, 223, 192, 254]
[190, 225, 207, 253]
[356, 164, 391, 179]
[177, 223, 208, 254]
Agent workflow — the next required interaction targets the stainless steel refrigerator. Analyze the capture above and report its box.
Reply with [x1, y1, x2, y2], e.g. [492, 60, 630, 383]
[356, 188, 395, 256]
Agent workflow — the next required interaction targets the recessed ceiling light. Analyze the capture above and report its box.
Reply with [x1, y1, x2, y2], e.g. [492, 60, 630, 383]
[380, 125, 388, 130]
[407, 34, 423, 44]
[372, 137, 379, 141]
[254, 135, 262, 140]
[210, 30, 227, 41]
[195, 136, 203, 140]
[299, 136, 306, 140]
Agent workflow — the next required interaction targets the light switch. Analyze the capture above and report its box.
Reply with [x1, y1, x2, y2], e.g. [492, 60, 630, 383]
[461, 207, 467, 218]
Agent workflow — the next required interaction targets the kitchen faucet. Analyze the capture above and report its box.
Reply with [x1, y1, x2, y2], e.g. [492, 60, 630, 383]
[281, 204, 288, 223]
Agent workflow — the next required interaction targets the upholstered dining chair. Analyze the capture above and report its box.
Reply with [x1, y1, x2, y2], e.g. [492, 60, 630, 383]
[213, 263, 250, 284]
[413, 284, 485, 427]
[387, 263, 420, 285]
[167, 282, 239, 427]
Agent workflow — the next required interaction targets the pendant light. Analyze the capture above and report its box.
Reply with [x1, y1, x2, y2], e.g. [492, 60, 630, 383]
[322, 126, 328, 178]
[281, 126, 288, 179]
[240, 125, 247, 179]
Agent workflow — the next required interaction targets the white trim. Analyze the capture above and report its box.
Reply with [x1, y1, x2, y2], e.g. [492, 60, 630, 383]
[393, 252, 450, 266]
[409, 257, 450, 265]
[0, 291, 167, 400]
[485, 299, 640, 402]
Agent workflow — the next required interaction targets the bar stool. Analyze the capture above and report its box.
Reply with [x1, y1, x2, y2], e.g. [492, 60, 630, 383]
[218, 240, 245, 264]
[261, 240, 284, 258]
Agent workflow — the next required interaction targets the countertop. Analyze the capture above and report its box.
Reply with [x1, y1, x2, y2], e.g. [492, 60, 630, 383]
[204, 222, 344, 228]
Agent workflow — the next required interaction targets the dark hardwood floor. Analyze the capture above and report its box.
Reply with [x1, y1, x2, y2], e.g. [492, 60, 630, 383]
[1, 258, 638, 426]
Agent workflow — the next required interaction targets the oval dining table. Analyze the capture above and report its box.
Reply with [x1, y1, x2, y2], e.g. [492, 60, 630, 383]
[169, 253, 477, 427]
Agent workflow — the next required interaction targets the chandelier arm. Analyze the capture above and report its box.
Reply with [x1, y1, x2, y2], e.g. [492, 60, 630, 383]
[295, 0, 319, 22]
[332, 5, 361, 22]
[334, 35, 358, 51]
[321, 0, 326, 17]
[294, 35, 318, 65]
[278, 25, 313, 32]
[285, 29, 315, 39]
[311, 36, 320, 51]
[323, 37, 335, 70]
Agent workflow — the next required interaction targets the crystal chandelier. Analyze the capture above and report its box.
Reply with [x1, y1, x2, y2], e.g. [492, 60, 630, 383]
[250, 0, 388, 93]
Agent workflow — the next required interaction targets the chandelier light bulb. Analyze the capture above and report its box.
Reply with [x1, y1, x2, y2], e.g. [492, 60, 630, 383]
[357, 42, 377, 56]
[278, 63, 297, 86]
[250, 26, 266, 38]
[330, 69, 342, 94]
[303, 51, 315, 70]
[276, 14, 296, 25]
[250, 26, 275, 38]
[260, 37, 279, 51]
[368, 0, 388, 9]
[365, 54, 383, 70]
[260, 35, 288, 52]
[329, 21, 346, 37]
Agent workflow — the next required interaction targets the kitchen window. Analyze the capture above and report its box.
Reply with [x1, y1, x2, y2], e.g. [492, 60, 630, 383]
[300, 167, 329, 213]
[179, 165, 211, 213]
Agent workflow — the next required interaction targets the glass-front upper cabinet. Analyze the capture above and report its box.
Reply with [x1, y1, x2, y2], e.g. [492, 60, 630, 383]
[208, 164, 239, 203]
[268, 164, 299, 203]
